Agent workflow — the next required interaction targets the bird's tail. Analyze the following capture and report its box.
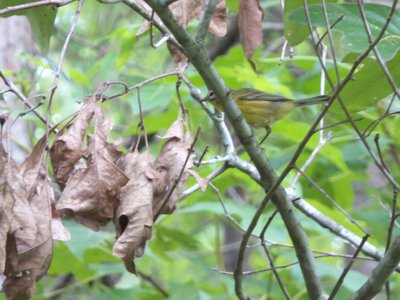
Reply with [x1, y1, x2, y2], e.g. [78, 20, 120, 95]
[297, 95, 330, 106]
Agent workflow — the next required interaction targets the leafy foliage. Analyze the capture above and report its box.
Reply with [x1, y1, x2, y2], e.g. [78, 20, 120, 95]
[1, 0, 400, 299]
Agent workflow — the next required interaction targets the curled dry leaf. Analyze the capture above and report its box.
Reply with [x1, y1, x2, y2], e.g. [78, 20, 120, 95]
[135, 0, 227, 38]
[166, 41, 187, 69]
[51, 204, 71, 241]
[3, 234, 52, 300]
[238, 0, 264, 63]
[170, 0, 204, 29]
[50, 96, 96, 189]
[151, 119, 194, 216]
[2, 136, 57, 299]
[56, 108, 128, 231]
[113, 151, 154, 274]
[208, 0, 227, 37]
[0, 143, 17, 274]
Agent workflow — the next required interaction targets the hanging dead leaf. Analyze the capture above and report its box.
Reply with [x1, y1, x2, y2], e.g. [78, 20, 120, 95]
[167, 41, 187, 69]
[136, 0, 227, 39]
[0, 143, 18, 274]
[2, 137, 56, 300]
[50, 96, 96, 189]
[19, 135, 47, 194]
[208, 0, 227, 37]
[113, 151, 154, 274]
[170, 0, 203, 28]
[238, 0, 264, 64]
[3, 233, 52, 300]
[56, 108, 128, 230]
[152, 119, 194, 216]
[51, 204, 71, 241]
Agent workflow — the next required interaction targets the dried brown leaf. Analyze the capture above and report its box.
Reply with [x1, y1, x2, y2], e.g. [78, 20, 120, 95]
[51, 204, 71, 241]
[161, 118, 185, 140]
[3, 233, 52, 300]
[136, 0, 226, 39]
[166, 41, 187, 68]
[208, 0, 227, 37]
[0, 144, 18, 274]
[187, 169, 208, 191]
[10, 138, 53, 253]
[170, 0, 203, 29]
[113, 151, 154, 273]
[57, 109, 127, 230]
[238, 0, 264, 62]
[2, 138, 55, 300]
[152, 119, 194, 215]
[50, 96, 96, 189]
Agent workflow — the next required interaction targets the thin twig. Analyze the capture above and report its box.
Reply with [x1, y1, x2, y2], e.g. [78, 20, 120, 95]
[357, 0, 400, 101]
[0, 0, 76, 15]
[258, 209, 291, 299]
[293, 166, 368, 235]
[136, 87, 149, 151]
[261, 243, 291, 300]
[386, 190, 399, 252]
[234, 194, 273, 299]
[104, 71, 181, 101]
[195, 145, 209, 167]
[0, 71, 48, 127]
[374, 134, 390, 173]
[181, 163, 228, 199]
[175, 78, 187, 121]
[350, 235, 400, 300]
[216, 252, 374, 277]
[46, 0, 84, 133]
[303, 0, 400, 191]
[291, 131, 332, 188]
[195, 0, 218, 43]
[154, 127, 201, 221]
[328, 234, 370, 299]
[259, 210, 279, 240]
[137, 270, 169, 298]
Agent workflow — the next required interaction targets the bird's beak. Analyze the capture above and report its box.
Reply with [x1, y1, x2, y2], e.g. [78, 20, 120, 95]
[199, 96, 208, 103]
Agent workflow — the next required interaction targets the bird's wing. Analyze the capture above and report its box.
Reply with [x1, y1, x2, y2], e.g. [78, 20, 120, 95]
[236, 88, 291, 102]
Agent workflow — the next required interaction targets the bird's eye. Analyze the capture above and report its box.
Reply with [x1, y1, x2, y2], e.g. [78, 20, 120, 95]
[208, 91, 215, 101]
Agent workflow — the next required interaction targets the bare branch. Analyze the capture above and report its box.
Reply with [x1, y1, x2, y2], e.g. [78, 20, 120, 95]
[328, 235, 370, 299]
[351, 235, 400, 300]
[0, 0, 75, 15]
[195, 0, 218, 43]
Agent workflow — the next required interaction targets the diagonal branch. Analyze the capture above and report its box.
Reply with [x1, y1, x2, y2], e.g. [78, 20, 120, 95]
[351, 235, 400, 300]
[142, 1, 324, 299]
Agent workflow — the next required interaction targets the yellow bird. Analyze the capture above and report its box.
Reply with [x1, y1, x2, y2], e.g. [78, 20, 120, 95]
[202, 88, 329, 142]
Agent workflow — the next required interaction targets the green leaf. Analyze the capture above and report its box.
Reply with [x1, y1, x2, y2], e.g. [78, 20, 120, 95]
[64, 220, 113, 258]
[284, 0, 336, 46]
[288, 3, 400, 61]
[330, 50, 400, 113]
[0, 0, 57, 53]
[49, 242, 94, 280]
[67, 67, 92, 89]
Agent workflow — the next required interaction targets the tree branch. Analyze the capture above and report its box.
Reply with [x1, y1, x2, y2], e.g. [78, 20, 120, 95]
[143, 1, 324, 299]
[351, 235, 400, 300]
[0, 0, 75, 15]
